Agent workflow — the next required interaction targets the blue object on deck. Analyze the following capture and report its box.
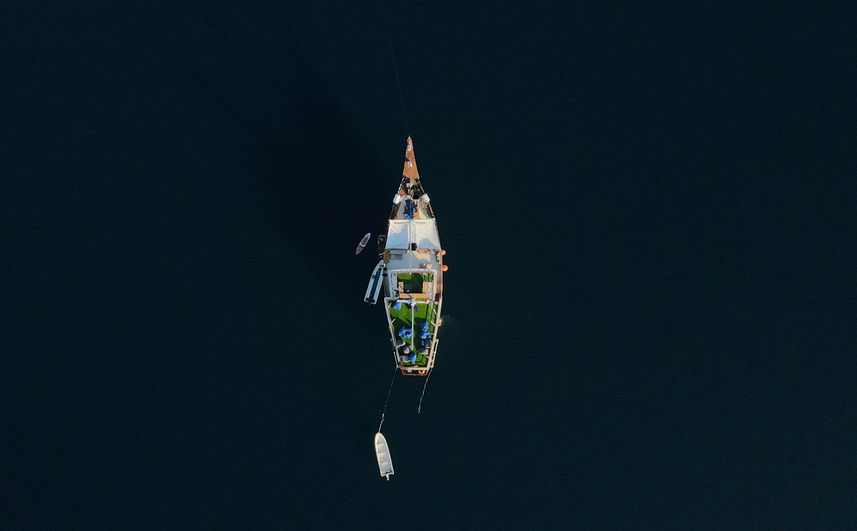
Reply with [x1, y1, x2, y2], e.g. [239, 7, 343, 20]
[420, 321, 431, 339]
[392, 301, 402, 310]
[398, 326, 413, 339]
[403, 199, 414, 219]
[407, 351, 417, 363]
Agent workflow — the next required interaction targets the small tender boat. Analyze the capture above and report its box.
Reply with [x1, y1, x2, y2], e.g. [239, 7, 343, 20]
[374, 432, 394, 480]
[355, 232, 371, 255]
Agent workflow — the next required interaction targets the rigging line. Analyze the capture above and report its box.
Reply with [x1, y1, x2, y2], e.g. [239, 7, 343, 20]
[377, 364, 399, 432]
[380, 1, 410, 136]
[417, 367, 433, 414]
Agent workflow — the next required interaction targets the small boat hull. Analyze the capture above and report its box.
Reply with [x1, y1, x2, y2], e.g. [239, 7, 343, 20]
[374, 432, 394, 480]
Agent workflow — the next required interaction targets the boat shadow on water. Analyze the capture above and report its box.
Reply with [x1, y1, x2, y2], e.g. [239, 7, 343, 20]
[257, 74, 393, 330]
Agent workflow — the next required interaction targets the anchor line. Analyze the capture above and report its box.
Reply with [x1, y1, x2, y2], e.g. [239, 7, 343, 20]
[377, 364, 399, 432]
[417, 367, 433, 414]
[380, 1, 409, 136]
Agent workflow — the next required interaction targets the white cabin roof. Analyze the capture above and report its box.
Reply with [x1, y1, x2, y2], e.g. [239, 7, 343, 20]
[385, 219, 441, 251]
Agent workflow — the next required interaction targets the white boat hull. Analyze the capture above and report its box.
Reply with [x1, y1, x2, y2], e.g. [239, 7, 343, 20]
[374, 432, 394, 480]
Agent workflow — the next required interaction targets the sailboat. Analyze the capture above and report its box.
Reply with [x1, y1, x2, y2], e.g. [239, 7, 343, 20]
[365, 138, 444, 376]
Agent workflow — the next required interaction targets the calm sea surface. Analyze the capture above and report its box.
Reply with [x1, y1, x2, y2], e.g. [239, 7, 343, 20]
[3, 2, 854, 528]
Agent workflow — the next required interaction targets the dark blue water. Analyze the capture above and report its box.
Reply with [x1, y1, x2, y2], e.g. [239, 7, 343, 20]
[3, 2, 855, 528]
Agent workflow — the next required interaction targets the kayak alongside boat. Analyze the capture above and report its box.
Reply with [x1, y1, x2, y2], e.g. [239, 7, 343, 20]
[355, 232, 371, 254]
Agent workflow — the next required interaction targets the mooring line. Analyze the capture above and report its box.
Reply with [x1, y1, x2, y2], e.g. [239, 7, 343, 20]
[377, 365, 399, 432]
[379, 1, 409, 136]
[417, 368, 433, 414]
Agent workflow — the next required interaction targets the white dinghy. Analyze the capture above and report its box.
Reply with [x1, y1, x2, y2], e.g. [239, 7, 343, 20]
[374, 432, 394, 480]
